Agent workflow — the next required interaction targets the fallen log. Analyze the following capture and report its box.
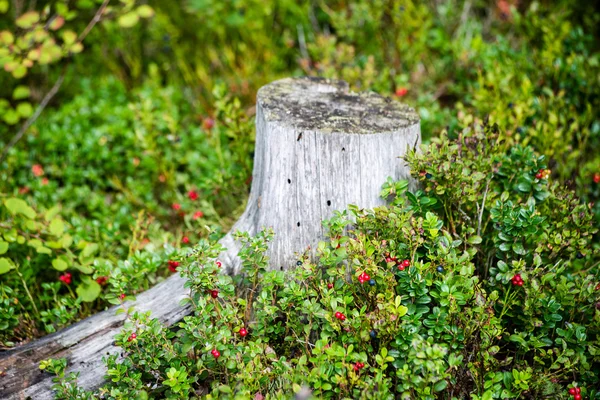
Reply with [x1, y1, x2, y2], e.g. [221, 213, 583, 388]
[0, 77, 420, 399]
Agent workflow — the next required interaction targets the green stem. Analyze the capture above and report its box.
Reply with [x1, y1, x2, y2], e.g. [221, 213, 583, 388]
[16, 267, 40, 317]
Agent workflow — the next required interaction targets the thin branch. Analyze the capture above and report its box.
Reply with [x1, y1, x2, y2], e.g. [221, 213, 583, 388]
[477, 180, 490, 237]
[0, 71, 65, 164]
[78, 0, 110, 43]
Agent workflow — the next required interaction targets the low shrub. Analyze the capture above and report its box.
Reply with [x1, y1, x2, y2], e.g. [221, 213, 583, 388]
[41, 125, 599, 399]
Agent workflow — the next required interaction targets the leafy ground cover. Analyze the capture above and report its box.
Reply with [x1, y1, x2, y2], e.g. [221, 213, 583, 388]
[1, 0, 599, 398]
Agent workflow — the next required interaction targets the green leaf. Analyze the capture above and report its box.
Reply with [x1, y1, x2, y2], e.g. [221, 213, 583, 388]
[12, 86, 30, 100]
[61, 30, 77, 45]
[76, 279, 101, 302]
[0, 241, 8, 254]
[82, 242, 99, 258]
[15, 11, 40, 29]
[468, 235, 482, 244]
[434, 380, 448, 392]
[118, 12, 139, 28]
[516, 182, 531, 192]
[60, 234, 73, 248]
[136, 5, 154, 18]
[4, 198, 36, 219]
[0, 257, 14, 274]
[0, 0, 9, 13]
[52, 257, 68, 271]
[397, 305, 408, 317]
[16, 102, 33, 118]
[49, 218, 65, 236]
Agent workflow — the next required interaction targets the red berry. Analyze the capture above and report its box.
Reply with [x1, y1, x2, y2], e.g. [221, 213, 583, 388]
[595, 283, 600, 291]
[574, 394, 581, 400]
[402, 259, 410, 267]
[168, 260, 180, 272]
[569, 388, 576, 395]
[216, 260, 222, 268]
[335, 312, 342, 319]
[59, 272, 72, 285]
[211, 349, 220, 358]
[192, 211, 204, 219]
[385, 257, 392, 263]
[203, 118, 215, 130]
[395, 87, 408, 97]
[398, 265, 405, 271]
[239, 328, 248, 337]
[340, 314, 346, 321]
[188, 190, 199, 201]
[182, 236, 190, 244]
[131, 333, 137, 339]
[210, 290, 219, 298]
[327, 283, 333, 289]
[119, 293, 126, 300]
[363, 273, 370, 281]
[576, 388, 581, 394]
[594, 173, 600, 184]
[172, 203, 181, 211]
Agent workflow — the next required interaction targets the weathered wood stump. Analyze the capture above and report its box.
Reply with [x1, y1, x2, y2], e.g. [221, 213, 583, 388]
[220, 77, 420, 274]
[0, 77, 420, 399]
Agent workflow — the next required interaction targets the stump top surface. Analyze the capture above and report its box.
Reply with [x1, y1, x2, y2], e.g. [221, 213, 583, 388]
[257, 77, 419, 134]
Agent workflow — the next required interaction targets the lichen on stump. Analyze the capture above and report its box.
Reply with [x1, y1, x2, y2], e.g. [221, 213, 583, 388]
[220, 76, 420, 274]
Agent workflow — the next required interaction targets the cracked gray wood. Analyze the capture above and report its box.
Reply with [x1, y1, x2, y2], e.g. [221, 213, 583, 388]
[0, 77, 420, 399]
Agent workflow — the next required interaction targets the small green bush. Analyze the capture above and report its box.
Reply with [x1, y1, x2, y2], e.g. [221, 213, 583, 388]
[42, 125, 599, 399]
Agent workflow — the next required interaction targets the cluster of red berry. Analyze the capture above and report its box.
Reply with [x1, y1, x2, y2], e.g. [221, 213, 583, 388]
[58, 272, 72, 285]
[511, 274, 524, 286]
[385, 254, 411, 271]
[127, 332, 137, 342]
[96, 276, 108, 285]
[568, 386, 582, 399]
[535, 168, 550, 180]
[167, 260, 179, 272]
[593, 173, 600, 184]
[334, 312, 346, 321]
[395, 87, 408, 97]
[353, 362, 365, 372]
[211, 349, 220, 359]
[357, 272, 371, 284]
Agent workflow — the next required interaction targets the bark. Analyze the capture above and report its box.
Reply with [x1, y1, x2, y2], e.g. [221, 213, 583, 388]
[0, 77, 420, 399]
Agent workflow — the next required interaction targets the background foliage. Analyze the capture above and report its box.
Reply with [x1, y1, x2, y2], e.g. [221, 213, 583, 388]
[1, 0, 599, 398]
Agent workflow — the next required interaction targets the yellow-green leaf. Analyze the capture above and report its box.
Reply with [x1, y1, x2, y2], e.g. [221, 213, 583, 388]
[69, 42, 83, 53]
[0, 0, 9, 14]
[0, 257, 14, 274]
[52, 257, 68, 271]
[4, 198, 36, 219]
[16, 102, 33, 118]
[45, 206, 60, 222]
[82, 242, 99, 258]
[118, 12, 139, 28]
[136, 5, 154, 18]
[12, 85, 30, 100]
[61, 234, 73, 248]
[61, 30, 77, 45]
[49, 218, 65, 236]
[0, 30, 14, 45]
[0, 241, 8, 254]
[76, 279, 101, 302]
[15, 11, 40, 29]
[12, 64, 27, 79]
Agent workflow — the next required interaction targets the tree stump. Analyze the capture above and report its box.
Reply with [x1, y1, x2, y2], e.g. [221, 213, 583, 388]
[220, 77, 420, 274]
[0, 77, 420, 399]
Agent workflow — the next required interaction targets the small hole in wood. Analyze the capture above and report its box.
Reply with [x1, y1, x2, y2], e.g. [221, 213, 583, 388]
[327, 200, 331, 206]
[280, 266, 283, 271]
[288, 178, 291, 184]
[297, 222, 300, 227]
[342, 147, 346, 151]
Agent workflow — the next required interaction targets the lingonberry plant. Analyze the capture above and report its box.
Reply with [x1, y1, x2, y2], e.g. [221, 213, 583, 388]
[41, 124, 599, 398]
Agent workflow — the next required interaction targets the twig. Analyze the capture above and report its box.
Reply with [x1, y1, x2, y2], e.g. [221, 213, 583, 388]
[78, 0, 110, 43]
[0, 71, 65, 164]
[477, 180, 490, 237]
